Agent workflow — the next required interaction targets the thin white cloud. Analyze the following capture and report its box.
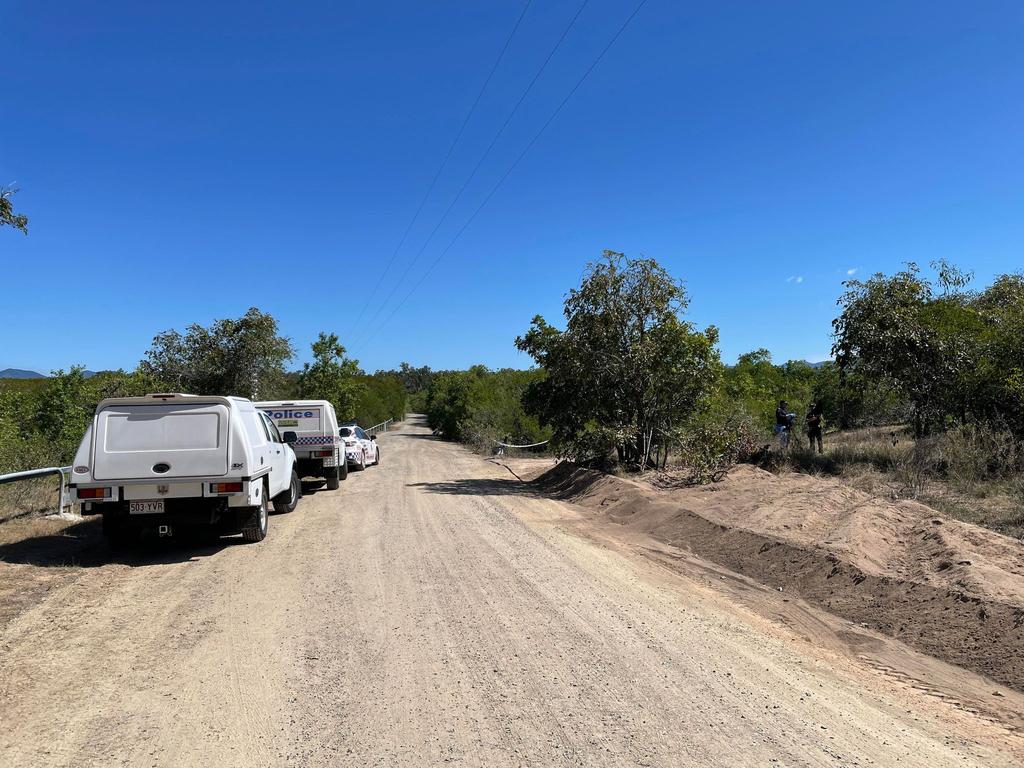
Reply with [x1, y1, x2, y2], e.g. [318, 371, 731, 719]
[786, 275, 804, 284]
[846, 267, 859, 276]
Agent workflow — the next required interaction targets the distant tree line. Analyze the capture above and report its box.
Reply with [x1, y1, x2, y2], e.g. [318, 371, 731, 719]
[0, 309, 406, 474]
[4, 254, 1022, 483]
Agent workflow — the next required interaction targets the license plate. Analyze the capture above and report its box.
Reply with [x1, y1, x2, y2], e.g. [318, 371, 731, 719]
[129, 500, 165, 514]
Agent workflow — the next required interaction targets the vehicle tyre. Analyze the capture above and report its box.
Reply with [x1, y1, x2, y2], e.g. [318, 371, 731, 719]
[373, 446, 380, 466]
[326, 466, 340, 491]
[274, 470, 300, 513]
[242, 485, 269, 542]
[353, 451, 366, 471]
[338, 456, 349, 481]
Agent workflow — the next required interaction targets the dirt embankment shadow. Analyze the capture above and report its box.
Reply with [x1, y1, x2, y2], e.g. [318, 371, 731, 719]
[534, 461, 1024, 693]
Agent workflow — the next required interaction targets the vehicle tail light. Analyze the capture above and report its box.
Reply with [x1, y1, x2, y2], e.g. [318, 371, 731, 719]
[77, 487, 111, 499]
[314, 450, 333, 457]
[212, 482, 243, 494]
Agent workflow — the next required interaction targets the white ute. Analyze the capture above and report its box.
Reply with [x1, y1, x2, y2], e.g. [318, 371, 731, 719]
[69, 393, 302, 546]
[256, 399, 347, 489]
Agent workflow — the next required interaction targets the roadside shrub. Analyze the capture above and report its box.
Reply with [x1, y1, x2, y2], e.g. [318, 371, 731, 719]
[884, 424, 1023, 496]
[0, 367, 152, 474]
[936, 424, 1022, 489]
[672, 412, 762, 483]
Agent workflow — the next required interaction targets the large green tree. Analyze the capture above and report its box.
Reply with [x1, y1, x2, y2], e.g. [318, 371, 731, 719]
[516, 251, 721, 468]
[832, 262, 1024, 436]
[141, 308, 294, 398]
[834, 264, 956, 436]
[297, 332, 363, 420]
[973, 274, 1024, 433]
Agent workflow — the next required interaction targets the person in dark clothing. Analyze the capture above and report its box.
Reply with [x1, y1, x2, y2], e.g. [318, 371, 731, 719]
[774, 400, 794, 448]
[775, 401, 790, 427]
[806, 402, 824, 453]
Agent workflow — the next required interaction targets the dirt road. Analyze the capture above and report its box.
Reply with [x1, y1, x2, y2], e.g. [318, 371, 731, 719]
[1, 417, 1021, 766]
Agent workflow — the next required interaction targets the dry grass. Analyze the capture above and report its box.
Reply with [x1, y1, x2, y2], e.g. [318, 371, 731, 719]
[788, 425, 1024, 539]
[0, 476, 64, 524]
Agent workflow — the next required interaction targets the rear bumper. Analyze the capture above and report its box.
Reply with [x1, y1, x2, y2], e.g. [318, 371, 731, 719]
[73, 475, 265, 511]
[97, 498, 251, 535]
[296, 457, 338, 478]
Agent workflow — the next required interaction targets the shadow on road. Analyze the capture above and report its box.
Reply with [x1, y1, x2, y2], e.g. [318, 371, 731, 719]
[300, 479, 328, 494]
[396, 431, 442, 441]
[0, 517, 243, 569]
[406, 478, 538, 498]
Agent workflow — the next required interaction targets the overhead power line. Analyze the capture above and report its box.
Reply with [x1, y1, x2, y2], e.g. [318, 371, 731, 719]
[356, 0, 649, 352]
[350, 0, 534, 331]
[352, 0, 592, 347]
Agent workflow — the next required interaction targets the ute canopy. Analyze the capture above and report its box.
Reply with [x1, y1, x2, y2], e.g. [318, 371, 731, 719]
[92, 401, 230, 480]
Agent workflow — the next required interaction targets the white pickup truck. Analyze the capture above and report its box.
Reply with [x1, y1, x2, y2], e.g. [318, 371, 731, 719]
[256, 399, 348, 489]
[69, 393, 301, 546]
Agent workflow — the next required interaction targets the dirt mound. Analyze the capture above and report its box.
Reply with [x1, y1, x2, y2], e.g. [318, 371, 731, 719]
[534, 462, 1024, 691]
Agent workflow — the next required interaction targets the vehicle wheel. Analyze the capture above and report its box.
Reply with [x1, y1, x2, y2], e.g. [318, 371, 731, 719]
[373, 446, 380, 466]
[326, 466, 340, 490]
[338, 457, 349, 481]
[274, 470, 300, 513]
[242, 485, 269, 542]
[354, 451, 366, 471]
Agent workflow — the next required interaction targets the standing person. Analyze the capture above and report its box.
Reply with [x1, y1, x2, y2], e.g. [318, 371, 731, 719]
[775, 400, 793, 449]
[806, 402, 824, 454]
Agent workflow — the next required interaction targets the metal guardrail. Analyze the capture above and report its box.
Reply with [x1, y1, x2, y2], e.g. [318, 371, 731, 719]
[0, 466, 72, 515]
[365, 418, 394, 436]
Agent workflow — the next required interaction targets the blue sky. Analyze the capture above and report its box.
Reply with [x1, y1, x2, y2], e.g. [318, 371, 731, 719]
[2, 1, 1022, 375]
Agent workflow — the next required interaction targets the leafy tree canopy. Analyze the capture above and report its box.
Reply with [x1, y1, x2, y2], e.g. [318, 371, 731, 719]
[140, 307, 294, 399]
[833, 262, 1024, 436]
[297, 332, 363, 421]
[516, 251, 721, 467]
[0, 186, 29, 235]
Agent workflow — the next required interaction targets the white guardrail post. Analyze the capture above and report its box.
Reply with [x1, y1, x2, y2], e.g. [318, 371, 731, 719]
[0, 466, 73, 515]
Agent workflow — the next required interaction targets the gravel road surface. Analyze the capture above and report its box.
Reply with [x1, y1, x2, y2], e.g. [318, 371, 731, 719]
[1, 417, 1020, 766]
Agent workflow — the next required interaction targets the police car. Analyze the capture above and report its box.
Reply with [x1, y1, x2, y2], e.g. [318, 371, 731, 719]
[340, 422, 380, 470]
[257, 400, 347, 489]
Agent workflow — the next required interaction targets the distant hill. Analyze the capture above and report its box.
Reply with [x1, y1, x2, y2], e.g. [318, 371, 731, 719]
[0, 368, 99, 379]
[0, 368, 45, 379]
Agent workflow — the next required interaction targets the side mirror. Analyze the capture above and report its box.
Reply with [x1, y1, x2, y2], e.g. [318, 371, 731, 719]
[282, 431, 298, 444]
[370, 434, 377, 441]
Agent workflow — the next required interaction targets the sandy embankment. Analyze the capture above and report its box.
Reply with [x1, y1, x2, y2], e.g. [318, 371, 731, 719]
[531, 462, 1024, 691]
